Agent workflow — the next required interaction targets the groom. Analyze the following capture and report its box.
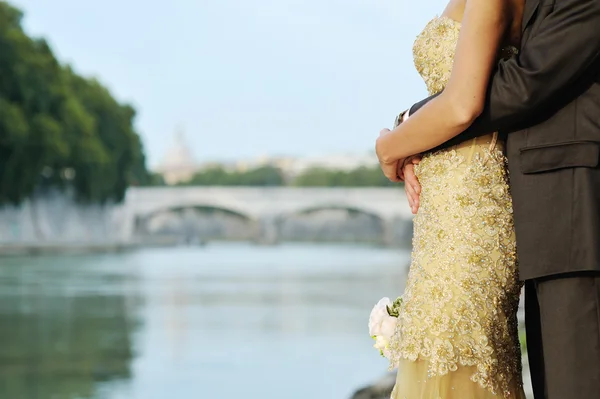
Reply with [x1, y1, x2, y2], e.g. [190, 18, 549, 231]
[389, 0, 600, 398]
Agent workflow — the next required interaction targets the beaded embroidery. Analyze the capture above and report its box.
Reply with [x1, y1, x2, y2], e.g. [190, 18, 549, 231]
[387, 16, 524, 397]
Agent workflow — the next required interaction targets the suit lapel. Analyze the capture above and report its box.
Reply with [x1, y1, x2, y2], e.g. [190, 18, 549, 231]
[522, 0, 540, 32]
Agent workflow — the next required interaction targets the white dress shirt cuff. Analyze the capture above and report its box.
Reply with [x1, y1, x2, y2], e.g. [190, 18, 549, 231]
[403, 109, 410, 121]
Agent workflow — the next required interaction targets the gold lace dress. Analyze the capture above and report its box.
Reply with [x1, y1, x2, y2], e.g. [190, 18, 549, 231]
[388, 16, 525, 399]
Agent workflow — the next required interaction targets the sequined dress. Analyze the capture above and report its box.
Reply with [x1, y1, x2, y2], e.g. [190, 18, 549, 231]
[387, 16, 525, 399]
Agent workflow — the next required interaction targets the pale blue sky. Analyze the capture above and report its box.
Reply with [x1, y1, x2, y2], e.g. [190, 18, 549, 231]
[13, 0, 445, 168]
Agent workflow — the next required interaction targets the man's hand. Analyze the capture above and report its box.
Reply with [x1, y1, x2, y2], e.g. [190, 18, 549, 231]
[377, 128, 402, 182]
[403, 155, 422, 214]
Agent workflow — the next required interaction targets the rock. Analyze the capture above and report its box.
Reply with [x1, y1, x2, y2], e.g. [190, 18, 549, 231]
[350, 372, 395, 399]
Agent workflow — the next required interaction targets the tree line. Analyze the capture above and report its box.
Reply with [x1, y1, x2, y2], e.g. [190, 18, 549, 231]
[176, 165, 399, 187]
[0, 2, 149, 205]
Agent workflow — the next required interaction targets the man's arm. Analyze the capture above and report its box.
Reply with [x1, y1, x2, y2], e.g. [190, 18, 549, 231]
[410, 0, 600, 148]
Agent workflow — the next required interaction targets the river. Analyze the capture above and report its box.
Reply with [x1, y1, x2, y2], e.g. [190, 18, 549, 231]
[0, 243, 411, 399]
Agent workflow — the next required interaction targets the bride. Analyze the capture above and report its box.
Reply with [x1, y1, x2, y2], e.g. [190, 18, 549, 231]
[373, 0, 526, 397]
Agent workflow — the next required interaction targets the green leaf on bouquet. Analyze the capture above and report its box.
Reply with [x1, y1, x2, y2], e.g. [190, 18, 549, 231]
[386, 296, 404, 317]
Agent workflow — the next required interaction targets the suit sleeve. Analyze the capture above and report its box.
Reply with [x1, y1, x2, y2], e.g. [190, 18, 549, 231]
[409, 0, 600, 149]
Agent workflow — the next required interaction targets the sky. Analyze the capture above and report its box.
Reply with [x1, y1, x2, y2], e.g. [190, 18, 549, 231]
[13, 0, 446, 169]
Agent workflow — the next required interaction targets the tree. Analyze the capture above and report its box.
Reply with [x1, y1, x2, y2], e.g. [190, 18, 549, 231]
[177, 164, 400, 187]
[0, 2, 149, 204]
[185, 165, 285, 186]
[292, 166, 398, 187]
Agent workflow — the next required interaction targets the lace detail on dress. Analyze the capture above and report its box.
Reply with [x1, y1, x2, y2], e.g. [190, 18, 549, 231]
[388, 147, 523, 396]
[413, 16, 461, 96]
[413, 16, 519, 96]
[387, 16, 524, 397]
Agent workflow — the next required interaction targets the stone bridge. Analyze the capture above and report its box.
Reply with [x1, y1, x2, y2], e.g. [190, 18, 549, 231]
[122, 187, 413, 245]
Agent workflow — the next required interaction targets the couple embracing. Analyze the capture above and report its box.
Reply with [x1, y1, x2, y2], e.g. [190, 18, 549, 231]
[372, 0, 600, 397]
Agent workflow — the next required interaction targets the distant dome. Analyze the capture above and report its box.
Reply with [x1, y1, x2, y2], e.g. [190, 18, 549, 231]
[157, 128, 197, 184]
[161, 129, 194, 168]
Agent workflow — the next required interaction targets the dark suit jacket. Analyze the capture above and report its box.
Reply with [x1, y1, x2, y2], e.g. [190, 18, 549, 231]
[409, 0, 600, 280]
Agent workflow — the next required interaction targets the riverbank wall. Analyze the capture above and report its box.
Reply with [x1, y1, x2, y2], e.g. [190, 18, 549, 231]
[0, 190, 131, 255]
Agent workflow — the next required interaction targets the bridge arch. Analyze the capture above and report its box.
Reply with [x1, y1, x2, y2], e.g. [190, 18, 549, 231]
[274, 203, 388, 244]
[277, 203, 387, 222]
[134, 203, 259, 243]
[281, 204, 385, 222]
[123, 187, 412, 246]
[139, 204, 255, 222]
[136, 200, 257, 222]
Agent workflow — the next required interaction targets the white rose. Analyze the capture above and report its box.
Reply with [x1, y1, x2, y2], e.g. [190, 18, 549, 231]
[368, 297, 392, 336]
[373, 335, 391, 358]
[374, 335, 388, 350]
[380, 316, 398, 339]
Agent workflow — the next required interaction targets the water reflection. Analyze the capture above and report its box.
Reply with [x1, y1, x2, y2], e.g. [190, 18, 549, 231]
[0, 244, 410, 399]
[0, 255, 139, 399]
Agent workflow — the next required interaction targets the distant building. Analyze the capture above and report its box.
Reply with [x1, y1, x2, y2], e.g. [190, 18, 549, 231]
[232, 153, 377, 176]
[288, 152, 378, 176]
[154, 129, 378, 184]
[156, 128, 198, 185]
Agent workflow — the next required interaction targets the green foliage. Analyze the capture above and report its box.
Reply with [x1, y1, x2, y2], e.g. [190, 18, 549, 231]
[185, 165, 285, 186]
[179, 164, 401, 187]
[292, 166, 398, 187]
[386, 296, 404, 317]
[0, 2, 149, 204]
[142, 172, 166, 187]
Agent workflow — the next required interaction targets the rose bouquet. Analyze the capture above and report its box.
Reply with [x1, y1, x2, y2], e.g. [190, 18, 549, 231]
[368, 296, 403, 359]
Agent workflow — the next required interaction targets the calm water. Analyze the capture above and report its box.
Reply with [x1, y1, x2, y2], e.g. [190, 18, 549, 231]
[0, 243, 411, 399]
